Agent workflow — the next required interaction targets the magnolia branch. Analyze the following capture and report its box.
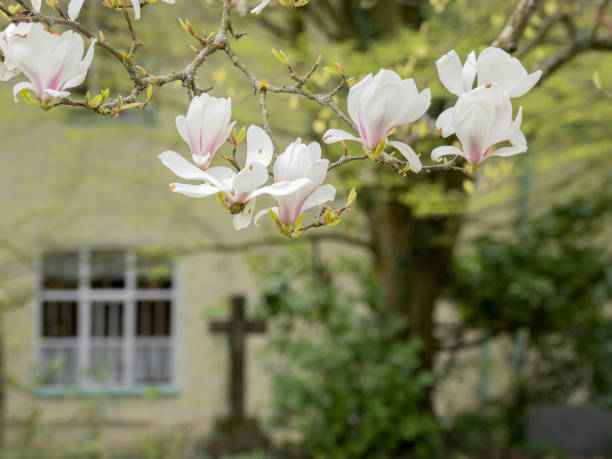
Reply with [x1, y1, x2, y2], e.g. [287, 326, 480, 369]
[492, 0, 544, 52]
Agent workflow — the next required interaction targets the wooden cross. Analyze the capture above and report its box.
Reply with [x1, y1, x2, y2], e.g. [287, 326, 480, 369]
[209, 295, 267, 419]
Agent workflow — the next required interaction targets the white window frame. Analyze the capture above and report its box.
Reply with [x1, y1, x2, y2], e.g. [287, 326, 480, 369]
[33, 247, 179, 396]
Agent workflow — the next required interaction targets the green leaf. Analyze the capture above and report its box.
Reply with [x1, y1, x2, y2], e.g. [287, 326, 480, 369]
[272, 49, 288, 65]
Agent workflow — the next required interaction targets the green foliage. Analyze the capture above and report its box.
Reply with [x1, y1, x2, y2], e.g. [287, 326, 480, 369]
[249, 246, 442, 458]
[446, 182, 612, 407]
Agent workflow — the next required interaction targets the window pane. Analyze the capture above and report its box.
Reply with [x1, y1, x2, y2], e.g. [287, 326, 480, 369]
[89, 346, 123, 384]
[134, 344, 171, 384]
[39, 347, 78, 385]
[137, 255, 172, 289]
[42, 252, 78, 289]
[42, 302, 78, 337]
[91, 302, 123, 337]
[136, 301, 171, 336]
[90, 250, 125, 289]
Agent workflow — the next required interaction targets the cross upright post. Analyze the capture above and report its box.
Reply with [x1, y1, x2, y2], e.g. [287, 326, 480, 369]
[209, 295, 266, 420]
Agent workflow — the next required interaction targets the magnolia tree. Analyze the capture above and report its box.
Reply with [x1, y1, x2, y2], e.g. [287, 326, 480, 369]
[0, 0, 560, 235]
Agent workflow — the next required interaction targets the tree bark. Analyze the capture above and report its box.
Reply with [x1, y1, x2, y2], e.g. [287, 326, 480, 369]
[366, 170, 465, 401]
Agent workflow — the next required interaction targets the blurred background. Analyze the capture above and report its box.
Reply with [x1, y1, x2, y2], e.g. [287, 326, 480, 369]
[0, 0, 611, 458]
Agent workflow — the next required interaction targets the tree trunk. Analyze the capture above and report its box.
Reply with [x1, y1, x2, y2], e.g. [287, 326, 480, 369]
[366, 170, 465, 403]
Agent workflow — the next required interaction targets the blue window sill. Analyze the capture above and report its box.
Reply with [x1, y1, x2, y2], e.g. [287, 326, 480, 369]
[33, 385, 179, 399]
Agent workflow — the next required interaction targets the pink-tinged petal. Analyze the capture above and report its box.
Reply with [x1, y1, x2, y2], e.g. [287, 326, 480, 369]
[232, 161, 269, 196]
[431, 145, 466, 162]
[169, 182, 219, 198]
[454, 104, 491, 165]
[245, 125, 273, 167]
[436, 50, 465, 96]
[131, 0, 141, 19]
[507, 70, 541, 98]
[254, 206, 279, 226]
[233, 198, 256, 230]
[360, 84, 401, 148]
[321, 128, 361, 144]
[158, 151, 208, 181]
[12, 81, 35, 102]
[388, 140, 422, 173]
[436, 107, 455, 137]
[68, 0, 84, 20]
[347, 73, 373, 127]
[251, 0, 271, 14]
[300, 184, 336, 213]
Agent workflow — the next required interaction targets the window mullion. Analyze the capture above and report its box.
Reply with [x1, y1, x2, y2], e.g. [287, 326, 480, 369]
[124, 251, 136, 388]
[77, 248, 91, 389]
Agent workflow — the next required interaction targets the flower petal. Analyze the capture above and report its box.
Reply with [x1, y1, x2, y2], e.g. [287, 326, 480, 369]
[12, 81, 35, 102]
[233, 198, 256, 230]
[251, 0, 271, 14]
[321, 128, 361, 144]
[254, 206, 279, 226]
[431, 145, 465, 162]
[488, 144, 526, 158]
[251, 178, 312, 199]
[131, 0, 141, 20]
[68, 0, 84, 20]
[45, 88, 70, 99]
[158, 150, 208, 181]
[436, 107, 455, 137]
[300, 184, 336, 213]
[462, 50, 477, 92]
[388, 140, 422, 172]
[232, 161, 269, 195]
[436, 50, 465, 96]
[30, 0, 41, 12]
[507, 70, 542, 98]
[245, 125, 273, 167]
[169, 182, 219, 198]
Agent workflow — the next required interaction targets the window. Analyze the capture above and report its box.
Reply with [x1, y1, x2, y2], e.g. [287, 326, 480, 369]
[36, 248, 177, 393]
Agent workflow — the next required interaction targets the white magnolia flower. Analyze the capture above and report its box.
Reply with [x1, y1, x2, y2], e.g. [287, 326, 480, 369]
[31, 0, 41, 12]
[255, 139, 336, 226]
[250, 0, 271, 14]
[322, 69, 430, 172]
[436, 47, 541, 98]
[6, 23, 95, 103]
[176, 93, 235, 169]
[432, 84, 526, 166]
[0, 23, 32, 81]
[159, 125, 310, 230]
